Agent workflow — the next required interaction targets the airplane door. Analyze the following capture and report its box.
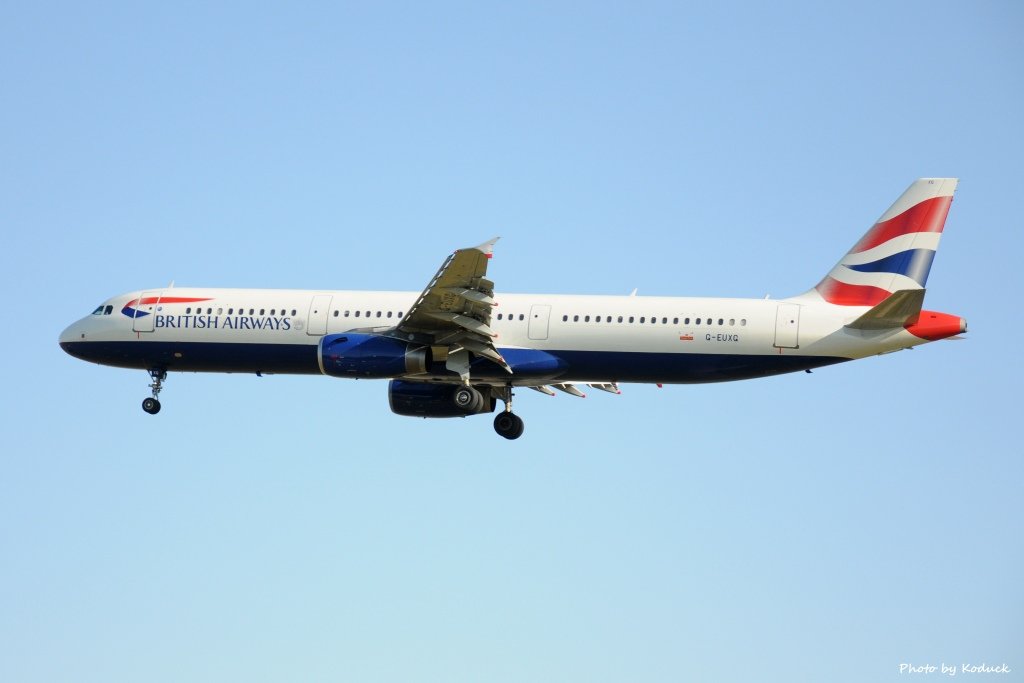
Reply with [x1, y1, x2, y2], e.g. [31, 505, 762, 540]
[528, 304, 551, 340]
[132, 290, 162, 333]
[773, 303, 800, 349]
[307, 295, 333, 336]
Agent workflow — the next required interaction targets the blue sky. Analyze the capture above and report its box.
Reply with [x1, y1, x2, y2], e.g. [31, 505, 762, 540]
[2, 2, 1022, 681]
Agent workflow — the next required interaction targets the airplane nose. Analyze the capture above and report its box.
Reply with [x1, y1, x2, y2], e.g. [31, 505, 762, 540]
[59, 321, 85, 354]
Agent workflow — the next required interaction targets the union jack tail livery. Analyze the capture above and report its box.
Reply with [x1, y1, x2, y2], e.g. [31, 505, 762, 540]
[813, 178, 958, 306]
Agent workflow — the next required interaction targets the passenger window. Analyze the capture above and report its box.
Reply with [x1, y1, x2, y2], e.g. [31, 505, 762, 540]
[498, 313, 503, 320]
[333, 311, 339, 317]
[186, 308, 192, 314]
[729, 318, 735, 325]
[344, 311, 350, 317]
[718, 318, 724, 325]
[741, 319, 747, 326]
[519, 314, 524, 321]
[562, 315, 568, 322]
[259, 309, 265, 315]
[662, 317, 667, 324]
[573, 315, 579, 322]
[585, 315, 590, 322]
[398, 312, 403, 318]
[218, 308, 223, 315]
[696, 318, 701, 325]
[618, 316, 623, 323]
[685, 317, 690, 324]
[673, 317, 678, 324]
[640, 317, 645, 323]
[629, 316, 634, 323]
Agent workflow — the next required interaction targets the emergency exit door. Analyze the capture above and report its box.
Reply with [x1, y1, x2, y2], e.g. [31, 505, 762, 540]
[307, 295, 333, 336]
[131, 290, 162, 333]
[528, 304, 551, 340]
[773, 304, 801, 349]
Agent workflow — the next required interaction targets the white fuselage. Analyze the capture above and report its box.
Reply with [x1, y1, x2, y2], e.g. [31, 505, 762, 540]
[59, 287, 933, 385]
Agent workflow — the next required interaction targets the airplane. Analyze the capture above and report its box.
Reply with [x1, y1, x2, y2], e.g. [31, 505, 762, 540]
[59, 178, 966, 439]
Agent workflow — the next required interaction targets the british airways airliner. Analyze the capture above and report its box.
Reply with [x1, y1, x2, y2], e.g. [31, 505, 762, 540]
[60, 178, 965, 439]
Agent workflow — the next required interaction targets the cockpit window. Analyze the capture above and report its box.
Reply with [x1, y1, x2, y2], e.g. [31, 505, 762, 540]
[92, 305, 104, 315]
[104, 305, 113, 315]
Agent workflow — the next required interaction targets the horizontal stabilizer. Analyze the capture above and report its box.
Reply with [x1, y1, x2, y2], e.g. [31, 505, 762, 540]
[846, 289, 925, 330]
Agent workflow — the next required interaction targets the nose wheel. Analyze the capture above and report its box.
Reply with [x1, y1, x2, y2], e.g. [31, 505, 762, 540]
[142, 368, 166, 415]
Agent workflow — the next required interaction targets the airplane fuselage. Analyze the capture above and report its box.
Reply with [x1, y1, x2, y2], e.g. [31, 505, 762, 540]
[59, 287, 956, 383]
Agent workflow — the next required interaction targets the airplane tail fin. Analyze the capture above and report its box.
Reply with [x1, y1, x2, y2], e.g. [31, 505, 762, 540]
[811, 178, 958, 306]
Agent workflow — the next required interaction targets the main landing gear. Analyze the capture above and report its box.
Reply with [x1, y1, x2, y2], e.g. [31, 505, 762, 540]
[142, 368, 166, 415]
[453, 385, 487, 414]
[493, 385, 524, 440]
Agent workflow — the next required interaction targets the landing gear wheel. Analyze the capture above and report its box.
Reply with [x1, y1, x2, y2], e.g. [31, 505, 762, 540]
[494, 411, 524, 440]
[453, 386, 484, 413]
[143, 368, 167, 415]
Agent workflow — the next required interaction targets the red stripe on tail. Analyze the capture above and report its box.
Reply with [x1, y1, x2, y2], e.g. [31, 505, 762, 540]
[816, 277, 891, 306]
[850, 195, 953, 254]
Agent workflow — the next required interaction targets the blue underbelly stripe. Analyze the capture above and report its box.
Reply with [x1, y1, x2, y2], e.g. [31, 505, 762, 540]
[60, 340, 849, 384]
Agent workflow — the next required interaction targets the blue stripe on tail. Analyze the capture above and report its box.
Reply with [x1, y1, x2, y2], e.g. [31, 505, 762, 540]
[845, 249, 936, 287]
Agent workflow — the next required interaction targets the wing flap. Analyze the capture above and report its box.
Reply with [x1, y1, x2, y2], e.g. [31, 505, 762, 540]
[425, 311, 496, 338]
[396, 237, 511, 378]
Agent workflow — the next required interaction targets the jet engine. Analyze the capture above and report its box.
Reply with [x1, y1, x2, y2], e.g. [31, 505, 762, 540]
[388, 380, 496, 418]
[318, 334, 427, 378]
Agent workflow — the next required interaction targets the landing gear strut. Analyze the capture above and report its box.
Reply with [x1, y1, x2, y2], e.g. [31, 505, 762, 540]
[493, 385, 524, 440]
[142, 368, 166, 415]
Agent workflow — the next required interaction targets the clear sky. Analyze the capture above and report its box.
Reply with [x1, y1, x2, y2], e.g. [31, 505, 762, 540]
[2, 2, 1022, 681]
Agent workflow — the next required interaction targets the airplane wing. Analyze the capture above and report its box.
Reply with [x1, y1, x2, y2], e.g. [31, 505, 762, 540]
[396, 237, 511, 381]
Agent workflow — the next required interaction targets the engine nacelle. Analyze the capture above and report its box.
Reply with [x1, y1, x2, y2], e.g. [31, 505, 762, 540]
[318, 333, 427, 378]
[389, 380, 496, 418]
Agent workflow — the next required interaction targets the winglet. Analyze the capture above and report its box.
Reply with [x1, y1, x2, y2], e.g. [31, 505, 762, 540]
[845, 289, 925, 330]
[474, 236, 500, 259]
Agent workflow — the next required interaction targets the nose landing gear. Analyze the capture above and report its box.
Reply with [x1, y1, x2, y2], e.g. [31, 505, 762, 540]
[142, 368, 166, 414]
